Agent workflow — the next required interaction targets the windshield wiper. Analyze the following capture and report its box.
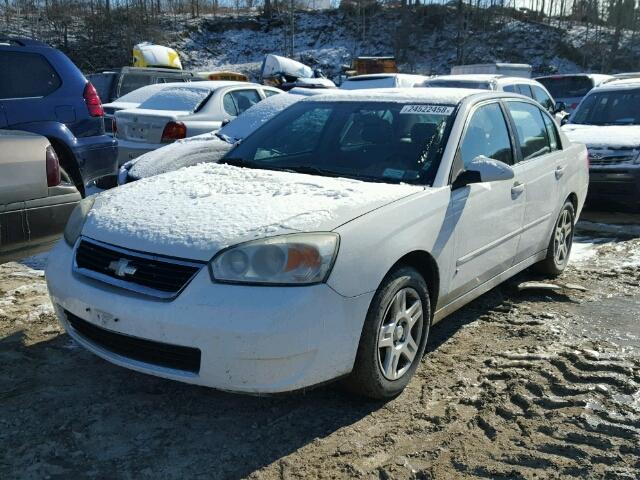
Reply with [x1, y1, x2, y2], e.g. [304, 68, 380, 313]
[282, 165, 342, 177]
[215, 132, 238, 144]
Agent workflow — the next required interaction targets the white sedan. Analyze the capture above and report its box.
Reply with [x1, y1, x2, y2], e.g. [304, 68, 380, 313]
[46, 89, 588, 399]
[114, 81, 281, 167]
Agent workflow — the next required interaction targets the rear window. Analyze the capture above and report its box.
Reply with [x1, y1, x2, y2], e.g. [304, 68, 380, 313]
[424, 80, 492, 90]
[537, 76, 593, 98]
[119, 73, 155, 96]
[0, 51, 61, 99]
[138, 87, 212, 112]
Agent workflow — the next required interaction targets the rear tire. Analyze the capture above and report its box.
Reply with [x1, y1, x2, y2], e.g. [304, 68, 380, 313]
[533, 200, 575, 276]
[345, 266, 431, 400]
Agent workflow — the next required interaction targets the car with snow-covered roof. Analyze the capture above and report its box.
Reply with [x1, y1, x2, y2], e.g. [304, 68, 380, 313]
[113, 81, 281, 168]
[562, 78, 640, 208]
[421, 74, 563, 118]
[341, 73, 431, 90]
[535, 74, 614, 114]
[46, 88, 588, 399]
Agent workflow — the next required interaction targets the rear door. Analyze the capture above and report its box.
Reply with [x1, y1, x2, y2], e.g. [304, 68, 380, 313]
[448, 101, 525, 299]
[504, 100, 562, 262]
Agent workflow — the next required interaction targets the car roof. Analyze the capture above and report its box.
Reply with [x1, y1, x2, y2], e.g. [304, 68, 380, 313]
[592, 78, 640, 91]
[426, 74, 538, 84]
[158, 80, 253, 90]
[299, 87, 503, 105]
[535, 73, 614, 81]
[345, 73, 429, 81]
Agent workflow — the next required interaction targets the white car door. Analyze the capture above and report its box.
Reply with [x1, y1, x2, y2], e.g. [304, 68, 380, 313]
[505, 101, 562, 262]
[446, 101, 526, 301]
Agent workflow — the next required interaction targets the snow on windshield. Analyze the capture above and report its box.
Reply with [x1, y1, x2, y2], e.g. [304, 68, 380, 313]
[138, 87, 212, 112]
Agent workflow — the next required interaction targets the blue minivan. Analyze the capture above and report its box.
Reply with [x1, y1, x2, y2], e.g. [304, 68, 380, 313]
[0, 38, 117, 195]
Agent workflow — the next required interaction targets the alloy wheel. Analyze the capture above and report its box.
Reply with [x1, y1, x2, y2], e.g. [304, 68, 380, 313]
[554, 208, 573, 265]
[377, 287, 424, 381]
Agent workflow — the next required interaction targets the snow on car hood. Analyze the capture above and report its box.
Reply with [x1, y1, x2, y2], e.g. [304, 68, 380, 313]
[83, 163, 423, 261]
[563, 124, 640, 149]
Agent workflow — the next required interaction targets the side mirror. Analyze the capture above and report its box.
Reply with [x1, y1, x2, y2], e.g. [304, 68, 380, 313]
[453, 155, 515, 188]
[554, 101, 566, 114]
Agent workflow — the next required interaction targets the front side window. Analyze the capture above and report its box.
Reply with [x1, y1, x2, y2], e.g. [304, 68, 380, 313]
[0, 51, 61, 99]
[532, 85, 554, 111]
[571, 89, 640, 125]
[224, 101, 456, 185]
[506, 101, 551, 160]
[459, 103, 513, 169]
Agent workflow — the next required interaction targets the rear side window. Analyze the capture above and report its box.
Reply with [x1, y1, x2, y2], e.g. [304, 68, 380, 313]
[459, 103, 513, 167]
[532, 85, 554, 111]
[537, 76, 593, 98]
[506, 101, 551, 160]
[517, 84, 533, 98]
[0, 51, 61, 99]
[119, 73, 154, 96]
[264, 89, 280, 98]
[230, 89, 262, 114]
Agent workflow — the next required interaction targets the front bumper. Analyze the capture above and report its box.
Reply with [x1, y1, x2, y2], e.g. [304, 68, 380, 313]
[45, 241, 372, 394]
[588, 167, 640, 205]
[116, 139, 159, 167]
[73, 135, 118, 184]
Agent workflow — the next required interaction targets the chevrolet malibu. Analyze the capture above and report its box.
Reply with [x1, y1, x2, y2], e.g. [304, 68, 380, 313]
[46, 89, 588, 399]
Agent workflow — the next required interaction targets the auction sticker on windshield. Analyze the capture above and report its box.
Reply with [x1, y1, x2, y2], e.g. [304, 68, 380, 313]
[400, 105, 455, 115]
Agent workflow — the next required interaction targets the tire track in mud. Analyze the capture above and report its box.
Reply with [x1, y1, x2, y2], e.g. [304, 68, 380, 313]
[456, 346, 640, 478]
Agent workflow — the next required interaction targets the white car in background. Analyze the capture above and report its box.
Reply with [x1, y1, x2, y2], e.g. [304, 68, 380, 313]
[114, 81, 281, 166]
[341, 73, 430, 90]
[422, 74, 563, 118]
[47, 89, 588, 399]
[102, 82, 180, 135]
[117, 88, 336, 184]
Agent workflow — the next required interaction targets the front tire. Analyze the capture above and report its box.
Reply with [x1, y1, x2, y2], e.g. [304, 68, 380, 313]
[345, 266, 431, 399]
[534, 200, 575, 276]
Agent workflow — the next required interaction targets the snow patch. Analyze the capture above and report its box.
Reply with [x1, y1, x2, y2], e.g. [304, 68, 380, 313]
[563, 124, 640, 149]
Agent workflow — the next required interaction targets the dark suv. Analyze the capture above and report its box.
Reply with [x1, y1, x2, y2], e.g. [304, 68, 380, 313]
[0, 38, 117, 195]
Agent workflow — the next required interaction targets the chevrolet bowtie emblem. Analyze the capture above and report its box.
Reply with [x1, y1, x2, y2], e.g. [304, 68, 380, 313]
[107, 258, 137, 277]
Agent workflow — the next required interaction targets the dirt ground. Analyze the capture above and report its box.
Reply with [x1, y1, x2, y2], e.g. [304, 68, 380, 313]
[1, 213, 639, 479]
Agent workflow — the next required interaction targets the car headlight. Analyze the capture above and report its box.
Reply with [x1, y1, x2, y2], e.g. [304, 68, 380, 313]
[210, 233, 339, 285]
[64, 196, 96, 246]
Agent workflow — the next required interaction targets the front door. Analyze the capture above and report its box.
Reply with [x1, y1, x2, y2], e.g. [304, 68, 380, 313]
[447, 102, 525, 300]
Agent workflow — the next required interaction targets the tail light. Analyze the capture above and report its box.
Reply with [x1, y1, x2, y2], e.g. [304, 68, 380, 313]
[83, 82, 104, 117]
[161, 121, 187, 142]
[46, 145, 61, 187]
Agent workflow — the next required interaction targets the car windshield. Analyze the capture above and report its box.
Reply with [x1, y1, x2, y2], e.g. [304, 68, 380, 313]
[424, 80, 492, 90]
[537, 76, 593, 98]
[222, 100, 456, 185]
[138, 87, 212, 112]
[571, 88, 640, 125]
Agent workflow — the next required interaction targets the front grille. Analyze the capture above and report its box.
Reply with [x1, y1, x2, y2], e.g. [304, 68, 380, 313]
[75, 238, 203, 299]
[588, 149, 638, 167]
[66, 310, 201, 373]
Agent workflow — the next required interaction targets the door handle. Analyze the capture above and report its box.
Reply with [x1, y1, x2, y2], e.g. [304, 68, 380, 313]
[511, 181, 525, 196]
[555, 166, 566, 179]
